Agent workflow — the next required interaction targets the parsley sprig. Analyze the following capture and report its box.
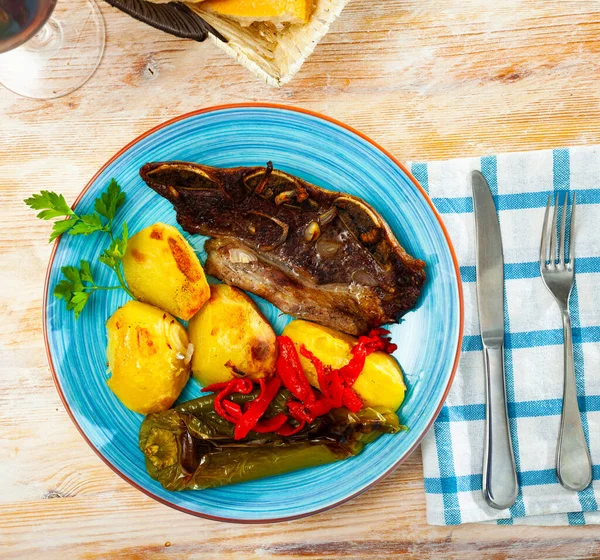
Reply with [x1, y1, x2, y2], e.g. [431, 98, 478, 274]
[54, 260, 125, 318]
[25, 179, 125, 242]
[26, 180, 134, 318]
[99, 222, 132, 300]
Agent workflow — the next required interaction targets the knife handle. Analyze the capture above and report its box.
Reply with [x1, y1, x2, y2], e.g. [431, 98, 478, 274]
[482, 344, 518, 509]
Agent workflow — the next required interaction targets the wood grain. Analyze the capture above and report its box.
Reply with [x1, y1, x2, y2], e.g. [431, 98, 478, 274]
[2, 0, 600, 557]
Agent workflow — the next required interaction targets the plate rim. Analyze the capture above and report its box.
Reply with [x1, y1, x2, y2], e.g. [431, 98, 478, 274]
[42, 102, 464, 524]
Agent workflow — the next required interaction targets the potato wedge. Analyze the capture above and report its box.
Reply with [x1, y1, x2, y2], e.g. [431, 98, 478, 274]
[283, 320, 406, 411]
[122, 223, 210, 321]
[188, 284, 277, 386]
[106, 300, 193, 414]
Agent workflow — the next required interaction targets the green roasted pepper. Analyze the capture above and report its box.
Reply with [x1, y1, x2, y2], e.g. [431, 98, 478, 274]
[139, 389, 403, 491]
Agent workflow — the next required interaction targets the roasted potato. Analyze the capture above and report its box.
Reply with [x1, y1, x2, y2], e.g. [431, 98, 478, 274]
[188, 284, 277, 386]
[106, 300, 193, 414]
[283, 320, 406, 411]
[122, 223, 210, 321]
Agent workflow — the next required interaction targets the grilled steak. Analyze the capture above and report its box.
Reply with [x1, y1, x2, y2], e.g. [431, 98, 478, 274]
[140, 161, 426, 336]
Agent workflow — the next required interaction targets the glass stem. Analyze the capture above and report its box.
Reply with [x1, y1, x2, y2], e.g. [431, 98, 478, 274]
[27, 17, 63, 53]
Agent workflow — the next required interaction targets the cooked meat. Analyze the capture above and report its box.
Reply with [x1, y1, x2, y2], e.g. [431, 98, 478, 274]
[140, 161, 426, 336]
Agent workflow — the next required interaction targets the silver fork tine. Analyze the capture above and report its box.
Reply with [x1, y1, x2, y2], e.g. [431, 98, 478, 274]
[549, 195, 559, 265]
[539, 189, 590, 491]
[569, 191, 577, 267]
[559, 193, 568, 265]
[540, 195, 552, 265]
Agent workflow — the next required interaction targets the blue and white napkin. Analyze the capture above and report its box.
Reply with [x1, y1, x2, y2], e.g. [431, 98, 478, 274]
[412, 146, 600, 525]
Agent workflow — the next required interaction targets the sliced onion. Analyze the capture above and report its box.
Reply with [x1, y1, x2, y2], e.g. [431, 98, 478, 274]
[316, 237, 341, 258]
[318, 206, 338, 227]
[184, 343, 195, 365]
[248, 211, 289, 251]
[352, 269, 379, 286]
[304, 221, 321, 242]
[274, 190, 297, 206]
[228, 248, 258, 264]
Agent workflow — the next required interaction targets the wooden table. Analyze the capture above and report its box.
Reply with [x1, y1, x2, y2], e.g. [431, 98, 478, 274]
[3, 1, 600, 557]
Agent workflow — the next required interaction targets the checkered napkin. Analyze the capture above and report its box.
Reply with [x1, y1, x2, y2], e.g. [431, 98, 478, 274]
[411, 146, 600, 525]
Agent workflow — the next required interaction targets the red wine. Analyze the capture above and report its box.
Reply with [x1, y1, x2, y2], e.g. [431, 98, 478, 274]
[0, 0, 56, 53]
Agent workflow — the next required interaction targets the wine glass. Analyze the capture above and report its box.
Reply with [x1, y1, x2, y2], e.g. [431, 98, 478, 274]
[0, 0, 105, 99]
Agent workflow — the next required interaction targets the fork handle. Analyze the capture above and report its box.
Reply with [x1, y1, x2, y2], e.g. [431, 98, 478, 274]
[482, 344, 518, 509]
[556, 309, 592, 491]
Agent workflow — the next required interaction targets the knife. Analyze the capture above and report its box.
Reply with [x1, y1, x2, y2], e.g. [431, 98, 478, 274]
[471, 170, 518, 510]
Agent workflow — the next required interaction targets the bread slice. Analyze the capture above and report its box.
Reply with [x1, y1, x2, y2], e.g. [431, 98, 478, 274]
[200, 0, 311, 25]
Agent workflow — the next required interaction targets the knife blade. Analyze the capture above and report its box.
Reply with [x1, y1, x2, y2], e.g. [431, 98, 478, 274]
[471, 170, 518, 510]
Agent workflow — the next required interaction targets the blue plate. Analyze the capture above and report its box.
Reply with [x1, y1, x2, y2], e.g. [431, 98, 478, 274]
[44, 104, 463, 522]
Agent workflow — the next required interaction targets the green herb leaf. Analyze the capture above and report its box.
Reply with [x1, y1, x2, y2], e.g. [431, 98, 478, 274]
[79, 260, 94, 283]
[95, 179, 125, 221]
[27, 180, 133, 318]
[68, 213, 105, 236]
[118, 221, 128, 256]
[68, 291, 91, 319]
[24, 191, 75, 220]
[49, 219, 77, 242]
[53, 262, 98, 319]
[99, 221, 128, 271]
[60, 265, 84, 292]
[53, 279, 74, 302]
[61, 265, 81, 284]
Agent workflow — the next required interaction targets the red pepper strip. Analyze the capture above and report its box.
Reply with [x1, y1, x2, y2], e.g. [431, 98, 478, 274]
[306, 397, 333, 417]
[287, 400, 315, 423]
[368, 329, 391, 347]
[213, 378, 254, 423]
[369, 327, 390, 337]
[327, 368, 344, 408]
[216, 378, 253, 394]
[276, 356, 304, 400]
[300, 346, 327, 390]
[222, 399, 242, 419]
[251, 413, 288, 433]
[299, 346, 342, 408]
[342, 387, 363, 413]
[214, 396, 238, 423]
[317, 364, 330, 399]
[276, 420, 306, 436]
[340, 329, 398, 387]
[233, 378, 281, 440]
[276, 336, 315, 403]
[237, 378, 270, 425]
[366, 329, 398, 354]
[339, 330, 392, 387]
[202, 381, 230, 392]
[362, 336, 386, 353]
[385, 343, 398, 354]
[256, 377, 266, 399]
[338, 343, 370, 387]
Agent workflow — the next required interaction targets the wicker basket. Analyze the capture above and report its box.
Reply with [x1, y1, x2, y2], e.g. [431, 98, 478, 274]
[105, 0, 348, 87]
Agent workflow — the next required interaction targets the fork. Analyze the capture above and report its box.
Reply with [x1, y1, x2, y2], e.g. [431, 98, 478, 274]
[540, 192, 592, 491]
